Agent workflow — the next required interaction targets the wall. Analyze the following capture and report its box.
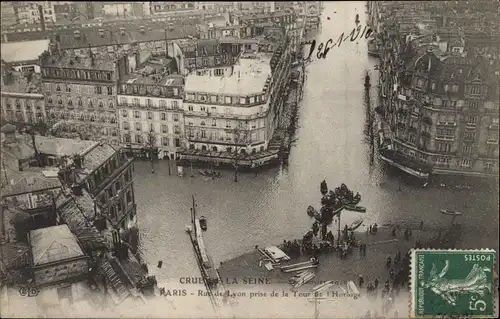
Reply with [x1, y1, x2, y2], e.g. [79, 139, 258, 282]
[33, 257, 88, 287]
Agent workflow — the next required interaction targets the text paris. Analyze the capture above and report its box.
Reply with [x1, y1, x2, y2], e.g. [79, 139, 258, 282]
[303, 25, 375, 61]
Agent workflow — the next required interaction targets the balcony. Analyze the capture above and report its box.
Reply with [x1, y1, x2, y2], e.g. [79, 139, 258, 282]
[486, 138, 499, 145]
[437, 121, 456, 127]
[465, 122, 477, 129]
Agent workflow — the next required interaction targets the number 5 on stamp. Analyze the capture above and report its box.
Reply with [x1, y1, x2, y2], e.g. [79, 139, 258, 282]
[410, 249, 497, 318]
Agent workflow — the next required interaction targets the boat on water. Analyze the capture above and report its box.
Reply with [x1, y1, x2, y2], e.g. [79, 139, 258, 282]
[348, 218, 364, 231]
[199, 216, 207, 231]
[320, 180, 328, 195]
[364, 73, 371, 88]
[344, 205, 366, 213]
[440, 209, 463, 216]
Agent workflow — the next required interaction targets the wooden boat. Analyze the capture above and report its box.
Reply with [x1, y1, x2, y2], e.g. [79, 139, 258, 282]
[348, 218, 364, 231]
[307, 205, 317, 218]
[320, 180, 328, 195]
[440, 209, 463, 216]
[344, 205, 366, 213]
[350, 194, 361, 205]
[281, 260, 314, 270]
[199, 216, 207, 231]
[282, 264, 318, 273]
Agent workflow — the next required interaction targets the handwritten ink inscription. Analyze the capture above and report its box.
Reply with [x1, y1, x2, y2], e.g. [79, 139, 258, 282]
[303, 25, 375, 61]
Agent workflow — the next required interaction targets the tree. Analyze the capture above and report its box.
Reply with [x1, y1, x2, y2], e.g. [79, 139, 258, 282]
[231, 123, 251, 182]
[145, 130, 157, 173]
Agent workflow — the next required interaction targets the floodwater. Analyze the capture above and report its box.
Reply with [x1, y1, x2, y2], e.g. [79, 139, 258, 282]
[133, 1, 499, 290]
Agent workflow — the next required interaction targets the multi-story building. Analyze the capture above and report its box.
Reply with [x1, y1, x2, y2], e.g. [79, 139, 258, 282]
[177, 39, 238, 75]
[39, 47, 126, 144]
[58, 141, 136, 233]
[48, 24, 195, 61]
[117, 69, 184, 160]
[1, 2, 17, 28]
[92, 2, 150, 19]
[1, 39, 51, 73]
[179, 27, 293, 166]
[151, 1, 196, 13]
[376, 5, 499, 179]
[13, 2, 57, 25]
[1, 67, 47, 124]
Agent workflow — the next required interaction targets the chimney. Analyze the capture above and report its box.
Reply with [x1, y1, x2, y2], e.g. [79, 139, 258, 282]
[38, 5, 46, 32]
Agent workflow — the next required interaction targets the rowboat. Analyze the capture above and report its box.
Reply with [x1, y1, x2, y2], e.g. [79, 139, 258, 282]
[440, 209, 462, 216]
[344, 205, 366, 213]
[348, 218, 364, 231]
[199, 216, 207, 231]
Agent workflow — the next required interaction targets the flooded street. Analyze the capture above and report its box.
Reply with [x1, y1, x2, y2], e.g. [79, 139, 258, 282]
[133, 1, 499, 289]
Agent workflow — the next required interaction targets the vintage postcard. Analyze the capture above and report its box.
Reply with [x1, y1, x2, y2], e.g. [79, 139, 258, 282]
[0, 1, 498, 319]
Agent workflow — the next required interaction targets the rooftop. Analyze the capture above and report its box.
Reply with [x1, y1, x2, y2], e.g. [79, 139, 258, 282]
[55, 24, 198, 50]
[119, 56, 182, 86]
[40, 50, 117, 71]
[29, 224, 86, 266]
[185, 52, 272, 95]
[0, 39, 50, 64]
[1, 71, 43, 94]
[35, 136, 97, 157]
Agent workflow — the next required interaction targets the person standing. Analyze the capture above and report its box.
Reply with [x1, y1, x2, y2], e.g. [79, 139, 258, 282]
[358, 274, 364, 288]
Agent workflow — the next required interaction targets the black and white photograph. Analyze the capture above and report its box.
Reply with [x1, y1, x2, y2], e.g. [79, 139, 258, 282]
[0, 1, 498, 318]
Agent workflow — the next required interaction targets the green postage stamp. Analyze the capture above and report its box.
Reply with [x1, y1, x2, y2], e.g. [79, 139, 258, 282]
[410, 249, 497, 318]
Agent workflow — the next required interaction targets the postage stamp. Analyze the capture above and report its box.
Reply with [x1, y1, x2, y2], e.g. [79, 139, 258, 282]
[410, 249, 497, 318]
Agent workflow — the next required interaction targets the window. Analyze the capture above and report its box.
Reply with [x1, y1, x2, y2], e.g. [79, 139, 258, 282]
[147, 99, 153, 107]
[174, 125, 180, 134]
[225, 96, 232, 104]
[173, 114, 179, 122]
[187, 93, 195, 101]
[135, 135, 143, 144]
[226, 121, 231, 128]
[122, 109, 128, 117]
[162, 137, 169, 146]
[210, 95, 217, 103]
[464, 132, 475, 141]
[468, 100, 480, 109]
[126, 190, 132, 203]
[160, 100, 167, 108]
[460, 159, 471, 168]
[78, 98, 83, 106]
[212, 119, 216, 126]
[172, 100, 178, 109]
[451, 85, 459, 93]
[188, 105, 194, 111]
[161, 124, 167, 133]
[56, 84, 61, 92]
[135, 122, 141, 131]
[66, 85, 71, 93]
[199, 95, 207, 102]
[107, 87, 113, 95]
[214, 69, 223, 76]
[95, 86, 102, 94]
[466, 116, 477, 124]
[147, 111, 153, 120]
[134, 111, 140, 118]
[99, 101, 104, 108]
[133, 98, 140, 106]
[161, 112, 166, 120]
[249, 96, 255, 104]
[240, 97, 246, 104]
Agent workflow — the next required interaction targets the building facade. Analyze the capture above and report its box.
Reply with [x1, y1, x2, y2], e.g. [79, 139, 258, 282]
[1, 2, 17, 27]
[376, 3, 499, 178]
[13, 2, 57, 25]
[58, 143, 137, 233]
[39, 48, 123, 144]
[179, 28, 293, 166]
[1, 69, 47, 124]
[117, 72, 184, 160]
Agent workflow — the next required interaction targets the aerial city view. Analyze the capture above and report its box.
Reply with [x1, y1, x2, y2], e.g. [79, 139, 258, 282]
[0, 1, 499, 318]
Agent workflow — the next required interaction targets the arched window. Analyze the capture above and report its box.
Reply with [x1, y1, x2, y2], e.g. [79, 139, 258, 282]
[226, 147, 232, 153]
[212, 146, 218, 152]
[90, 115, 95, 122]
[200, 121, 206, 126]
[68, 100, 73, 106]
[56, 84, 61, 92]
[99, 101, 104, 108]
[48, 97, 53, 104]
[189, 144, 195, 150]
[109, 102, 114, 108]
[201, 145, 207, 151]
[78, 98, 83, 106]
[110, 117, 116, 124]
[240, 149, 246, 154]
[80, 114, 85, 121]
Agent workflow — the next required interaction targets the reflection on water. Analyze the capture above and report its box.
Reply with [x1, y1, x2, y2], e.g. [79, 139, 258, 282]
[134, 2, 499, 285]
